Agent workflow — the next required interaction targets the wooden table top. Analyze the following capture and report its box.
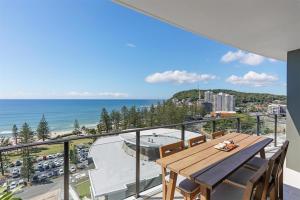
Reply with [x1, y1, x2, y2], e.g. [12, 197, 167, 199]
[156, 133, 273, 190]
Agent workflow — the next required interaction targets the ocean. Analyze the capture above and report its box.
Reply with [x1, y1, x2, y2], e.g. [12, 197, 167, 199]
[0, 99, 161, 136]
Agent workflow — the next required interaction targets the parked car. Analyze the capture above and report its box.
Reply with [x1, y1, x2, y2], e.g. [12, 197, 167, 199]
[56, 153, 63, 157]
[39, 174, 48, 183]
[36, 157, 43, 162]
[9, 163, 15, 168]
[43, 162, 49, 168]
[15, 160, 22, 166]
[48, 161, 55, 168]
[54, 161, 61, 167]
[32, 174, 39, 183]
[53, 169, 59, 176]
[38, 166, 44, 172]
[47, 171, 54, 178]
[18, 179, 24, 186]
[70, 166, 76, 173]
[58, 168, 64, 175]
[11, 168, 19, 178]
[47, 155, 53, 159]
[9, 181, 17, 190]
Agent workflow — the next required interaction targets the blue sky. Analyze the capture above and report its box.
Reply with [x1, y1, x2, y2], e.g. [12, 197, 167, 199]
[0, 0, 286, 99]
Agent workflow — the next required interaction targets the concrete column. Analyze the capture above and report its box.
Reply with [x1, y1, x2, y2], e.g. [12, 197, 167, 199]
[287, 49, 300, 172]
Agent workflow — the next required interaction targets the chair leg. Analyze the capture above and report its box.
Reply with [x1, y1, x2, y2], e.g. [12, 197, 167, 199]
[162, 180, 167, 200]
[184, 195, 192, 200]
[279, 172, 283, 200]
[269, 185, 276, 200]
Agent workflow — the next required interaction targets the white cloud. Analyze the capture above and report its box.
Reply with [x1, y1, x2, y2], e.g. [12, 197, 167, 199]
[226, 71, 278, 87]
[126, 43, 136, 48]
[268, 58, 277, 62]
[145, 70, 216, 84]
[66, 91, 128, 98]
[221, 50, 277, 66]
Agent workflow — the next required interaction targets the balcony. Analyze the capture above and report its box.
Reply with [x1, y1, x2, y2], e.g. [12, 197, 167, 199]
[1, 114, 298, 200]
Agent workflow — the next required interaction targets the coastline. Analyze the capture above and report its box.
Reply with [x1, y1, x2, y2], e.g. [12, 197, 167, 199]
[0, 99, 162, 138]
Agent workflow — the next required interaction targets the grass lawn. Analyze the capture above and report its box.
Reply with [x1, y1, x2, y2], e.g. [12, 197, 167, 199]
[7, 138, 93, 162]
[74, 179, 91, 199]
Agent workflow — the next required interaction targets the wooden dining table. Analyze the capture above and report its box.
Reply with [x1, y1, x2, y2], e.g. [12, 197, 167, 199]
[156, 133, 273, 200]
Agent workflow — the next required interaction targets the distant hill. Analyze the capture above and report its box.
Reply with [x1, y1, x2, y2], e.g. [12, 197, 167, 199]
[170, 89, 286, 106]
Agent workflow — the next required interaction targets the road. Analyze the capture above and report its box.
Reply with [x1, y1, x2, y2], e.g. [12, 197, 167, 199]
[15, 177, 64, 200]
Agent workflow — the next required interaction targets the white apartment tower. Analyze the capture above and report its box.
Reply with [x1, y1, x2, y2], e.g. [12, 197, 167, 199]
[212, 92, 235, 111]
[204, 91, 214, 103]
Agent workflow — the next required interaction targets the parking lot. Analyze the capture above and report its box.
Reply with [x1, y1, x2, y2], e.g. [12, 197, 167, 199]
[5, 144, 90, 191]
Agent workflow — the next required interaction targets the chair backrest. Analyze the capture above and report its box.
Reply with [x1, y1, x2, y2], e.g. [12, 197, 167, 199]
[159, 141, 185, 158]
[261, 148, 283, 200]
[188, 135, 206, 147]
[159, 141, 185, 188]
[280, 140, 289, 166]
[212, 131, 225, 139]
[243, 162, 269, 200]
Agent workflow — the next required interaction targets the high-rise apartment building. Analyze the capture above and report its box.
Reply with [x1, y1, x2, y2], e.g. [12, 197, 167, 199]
[210, 92, 235, 111]
[204, 91, 214, 103]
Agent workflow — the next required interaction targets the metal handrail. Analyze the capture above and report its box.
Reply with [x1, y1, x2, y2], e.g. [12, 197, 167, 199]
[0, 114, 283, 199]
[0, 117, 238, 152]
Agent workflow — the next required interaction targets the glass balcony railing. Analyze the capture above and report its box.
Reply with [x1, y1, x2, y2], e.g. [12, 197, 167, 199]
[0, 114, 284, 200]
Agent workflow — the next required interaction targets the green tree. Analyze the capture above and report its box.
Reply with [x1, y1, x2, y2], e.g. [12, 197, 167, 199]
[100, 108, 112, 133]
[86, 128, 97, 141]
[149, 104, 156, 126]
[19, 123, 34, 144]
[0, 137, 10, 174]
[121, 106, 129, 130]
[21, 149, 35, 182]
[111, 110, 121, 131]
[37, 114, 50, 141]
[12, 124, 18, 145]
[73, 119, 81, 135]
[129, 106, 138, 128]
[19, 123, 34, 182]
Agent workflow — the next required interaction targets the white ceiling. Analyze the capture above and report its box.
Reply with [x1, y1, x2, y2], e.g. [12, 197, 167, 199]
[114, 0, 300, 61]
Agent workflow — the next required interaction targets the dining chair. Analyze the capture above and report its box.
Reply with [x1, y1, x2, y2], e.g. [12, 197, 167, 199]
[245, 140, 289, 171]
[212, 161, 268, 200]
[245, 140, 289, 200]
[159, 141, 201, 200]
[225, 140, 289, 200]
[188, 135, 206, 147]
[212, 131, 225, 139]
[225, 147, 283, 200]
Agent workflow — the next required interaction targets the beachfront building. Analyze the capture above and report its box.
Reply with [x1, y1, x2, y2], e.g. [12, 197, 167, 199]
[212, 92, 235, 112]
[268, 104, 287, 115]
[88, 128, 200, 200]
[204, 91, 213, 103]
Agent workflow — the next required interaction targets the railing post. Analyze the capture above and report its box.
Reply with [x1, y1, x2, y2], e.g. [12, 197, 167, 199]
[212, 120, 216, 133]
[236, 118, 241, 133]
[135, 130, 140, 198]
[0, 151, 4, 176]
[256, 115, 260, 136]
[181, 124, 185, 141]
[274, 114, 278, 147]
[64, 141, 69, 200]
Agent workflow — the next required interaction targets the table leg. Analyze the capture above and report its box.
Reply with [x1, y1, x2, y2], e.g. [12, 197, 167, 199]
[200, 186, 211, 200]
[260, 148, 266, 159]
[165, 171, 177, 200]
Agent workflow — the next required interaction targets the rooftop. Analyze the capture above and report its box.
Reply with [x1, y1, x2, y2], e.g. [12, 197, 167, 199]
[88, 128, 200, 198]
